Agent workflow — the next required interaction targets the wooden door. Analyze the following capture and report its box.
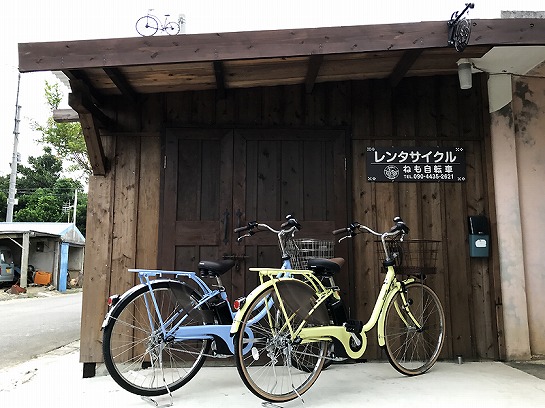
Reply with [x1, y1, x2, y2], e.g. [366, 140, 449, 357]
[160, 128, 233, 271]
[231, 129, 350, 301]
[160, 128, 349, 303]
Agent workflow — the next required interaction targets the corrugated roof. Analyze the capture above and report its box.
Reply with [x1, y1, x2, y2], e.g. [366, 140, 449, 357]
[0, 222, 85, 245]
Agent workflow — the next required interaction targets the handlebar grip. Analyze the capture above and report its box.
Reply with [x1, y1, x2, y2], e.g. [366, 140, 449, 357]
[281, 217, 302, 230]
[390, 216, 410, 234]
[234, 221, 257, 233]
[332, 228, 348, 235]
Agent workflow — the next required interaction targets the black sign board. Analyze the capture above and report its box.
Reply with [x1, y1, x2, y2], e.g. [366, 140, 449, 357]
[366, 147, 466, 182]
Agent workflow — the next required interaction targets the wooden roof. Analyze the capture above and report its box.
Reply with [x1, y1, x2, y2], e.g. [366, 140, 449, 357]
[17, 18, 545, 175]
[19, 19, 545, 94]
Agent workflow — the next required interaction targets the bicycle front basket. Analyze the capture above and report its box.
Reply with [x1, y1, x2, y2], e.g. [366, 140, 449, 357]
[376, 239, 440, 276]
[285, 238, 335, 270]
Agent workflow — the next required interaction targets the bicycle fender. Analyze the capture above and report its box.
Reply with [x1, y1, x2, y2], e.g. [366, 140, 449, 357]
[229, 278, 297, 335]
[101, 279, 189, 330]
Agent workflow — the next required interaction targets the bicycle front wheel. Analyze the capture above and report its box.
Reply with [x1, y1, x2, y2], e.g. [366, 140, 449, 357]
[164, 21, 180, 35]
[234, 279, 329, 403]
[136, 16, 159, 36]
[102, 280, 212, 396]
[383, 282, 445, 375]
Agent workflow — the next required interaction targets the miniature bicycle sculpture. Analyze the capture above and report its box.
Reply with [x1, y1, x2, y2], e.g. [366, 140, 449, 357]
[136, 9, 180, 36]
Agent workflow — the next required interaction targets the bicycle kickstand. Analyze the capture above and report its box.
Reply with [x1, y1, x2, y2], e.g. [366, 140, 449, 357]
[141, 393, 173, 408]
[141, 352, 174, 407]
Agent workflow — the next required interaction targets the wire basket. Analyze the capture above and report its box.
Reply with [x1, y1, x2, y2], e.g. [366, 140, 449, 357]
[376, 239, 440, 276]
[285, 238, 335, 270]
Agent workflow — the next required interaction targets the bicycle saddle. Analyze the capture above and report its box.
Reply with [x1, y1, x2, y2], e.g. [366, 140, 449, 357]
[307, 257, 345, 277]
[198, 259, 235, 277]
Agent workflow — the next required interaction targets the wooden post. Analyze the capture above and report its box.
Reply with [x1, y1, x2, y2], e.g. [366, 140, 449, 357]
[20, 232, 29, 288]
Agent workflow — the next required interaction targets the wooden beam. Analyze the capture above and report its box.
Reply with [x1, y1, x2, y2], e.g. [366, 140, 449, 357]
[63, 70, 106, 105]
[68, 88, 115, 130]
[53, 108, 79, 123]
[304, 54, 324, 94]
[213, 61, 226, 99]
[103, 67, 139, 104]
[68, 93, 108, 176]
[389, 49, 423, 87]
[19, 19, 545, 72]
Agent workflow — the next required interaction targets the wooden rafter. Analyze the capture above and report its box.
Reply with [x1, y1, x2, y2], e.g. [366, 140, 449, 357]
[389, 49, 423, 87]
[53, 108, 79, 123]
[213, 61, 226, 99]
[68, 92, 108, 176]
[305, 54, 324, 94]
[63, 70, 106, 105]
[68, 80, 115, 129]
[103, 67, 139, 104]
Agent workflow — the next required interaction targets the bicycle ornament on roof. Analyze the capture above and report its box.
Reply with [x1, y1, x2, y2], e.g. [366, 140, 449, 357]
[447, 3, 474, 52]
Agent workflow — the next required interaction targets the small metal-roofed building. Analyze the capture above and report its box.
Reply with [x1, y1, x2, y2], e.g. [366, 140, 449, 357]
[0, 222, 85, 291]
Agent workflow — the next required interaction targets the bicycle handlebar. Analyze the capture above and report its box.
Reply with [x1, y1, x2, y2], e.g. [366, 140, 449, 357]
[234, 215, 301, 242]
[333, 217, 410, 243]
[234, 221, 257, 234]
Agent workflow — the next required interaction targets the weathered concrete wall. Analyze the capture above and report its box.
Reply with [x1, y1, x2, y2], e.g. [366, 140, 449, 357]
[489, 73, 545, 359]
[512, 75, 545, 357]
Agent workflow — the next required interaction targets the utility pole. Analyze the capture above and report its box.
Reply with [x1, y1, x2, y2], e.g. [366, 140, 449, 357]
[7, 74, 21, 222]
[72, 189, 78, 225]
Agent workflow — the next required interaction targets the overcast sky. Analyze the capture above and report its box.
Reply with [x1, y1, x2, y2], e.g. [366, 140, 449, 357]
[1, 0, 543, 178]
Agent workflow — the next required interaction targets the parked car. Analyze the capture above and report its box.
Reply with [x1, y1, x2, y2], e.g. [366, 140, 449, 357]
[0, 246, 16, 284]
[0, 245, 35, 285]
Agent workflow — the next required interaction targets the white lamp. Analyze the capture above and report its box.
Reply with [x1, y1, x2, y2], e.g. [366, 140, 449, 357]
[457, 58, 473, 90]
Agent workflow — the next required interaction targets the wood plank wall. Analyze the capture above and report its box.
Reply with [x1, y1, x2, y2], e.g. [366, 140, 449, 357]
[80, 74, 501, 363]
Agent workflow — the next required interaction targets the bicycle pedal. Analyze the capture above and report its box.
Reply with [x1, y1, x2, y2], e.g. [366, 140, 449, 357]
[344, 319, 363, 333]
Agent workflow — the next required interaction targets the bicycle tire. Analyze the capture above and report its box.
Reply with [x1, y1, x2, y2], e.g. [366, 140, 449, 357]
[102, 280, 212, 396]
[164, 21, 180, 35]
[234, 279, 329, 403]
[383, 281, 445, 375]
[136, 15, 159, 36]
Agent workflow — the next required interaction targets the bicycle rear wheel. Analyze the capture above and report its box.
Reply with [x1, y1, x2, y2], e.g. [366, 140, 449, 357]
[234, 279, 329, 403]
[383, 282, 445, 375]
[102, 280, 212, 396]
[136, 16, 159, 36]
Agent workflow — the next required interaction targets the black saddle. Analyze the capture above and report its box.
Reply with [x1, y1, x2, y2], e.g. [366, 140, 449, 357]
[307, 257, 345, 277]
[198, 259, 235, 277]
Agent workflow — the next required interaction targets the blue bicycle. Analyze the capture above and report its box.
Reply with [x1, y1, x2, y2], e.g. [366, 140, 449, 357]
[101, 216, 302, 398]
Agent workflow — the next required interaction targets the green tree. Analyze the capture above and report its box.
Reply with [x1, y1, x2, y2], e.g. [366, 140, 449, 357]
[14, 190, 61, 222]
[17, 147, 62, 192]
[9, 149, 87, 235]
[32, 81, 91, 178]
[2, 81, 89, 235]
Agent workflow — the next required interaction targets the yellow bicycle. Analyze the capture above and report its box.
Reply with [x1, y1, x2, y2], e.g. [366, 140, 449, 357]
[231, 217, 446, 403]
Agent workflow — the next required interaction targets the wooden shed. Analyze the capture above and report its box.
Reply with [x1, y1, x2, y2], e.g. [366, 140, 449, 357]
[18, 17, 545, 374]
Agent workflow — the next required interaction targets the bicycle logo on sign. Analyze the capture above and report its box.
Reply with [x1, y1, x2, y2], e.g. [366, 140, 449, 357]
[136, 9, 180, 36]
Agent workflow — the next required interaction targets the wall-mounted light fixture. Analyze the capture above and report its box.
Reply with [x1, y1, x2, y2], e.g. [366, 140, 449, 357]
[457, 58, 473, 89]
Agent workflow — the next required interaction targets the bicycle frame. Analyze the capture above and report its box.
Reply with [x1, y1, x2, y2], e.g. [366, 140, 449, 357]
[231, 263, 420, 360]
[104, 255, 296, 357]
